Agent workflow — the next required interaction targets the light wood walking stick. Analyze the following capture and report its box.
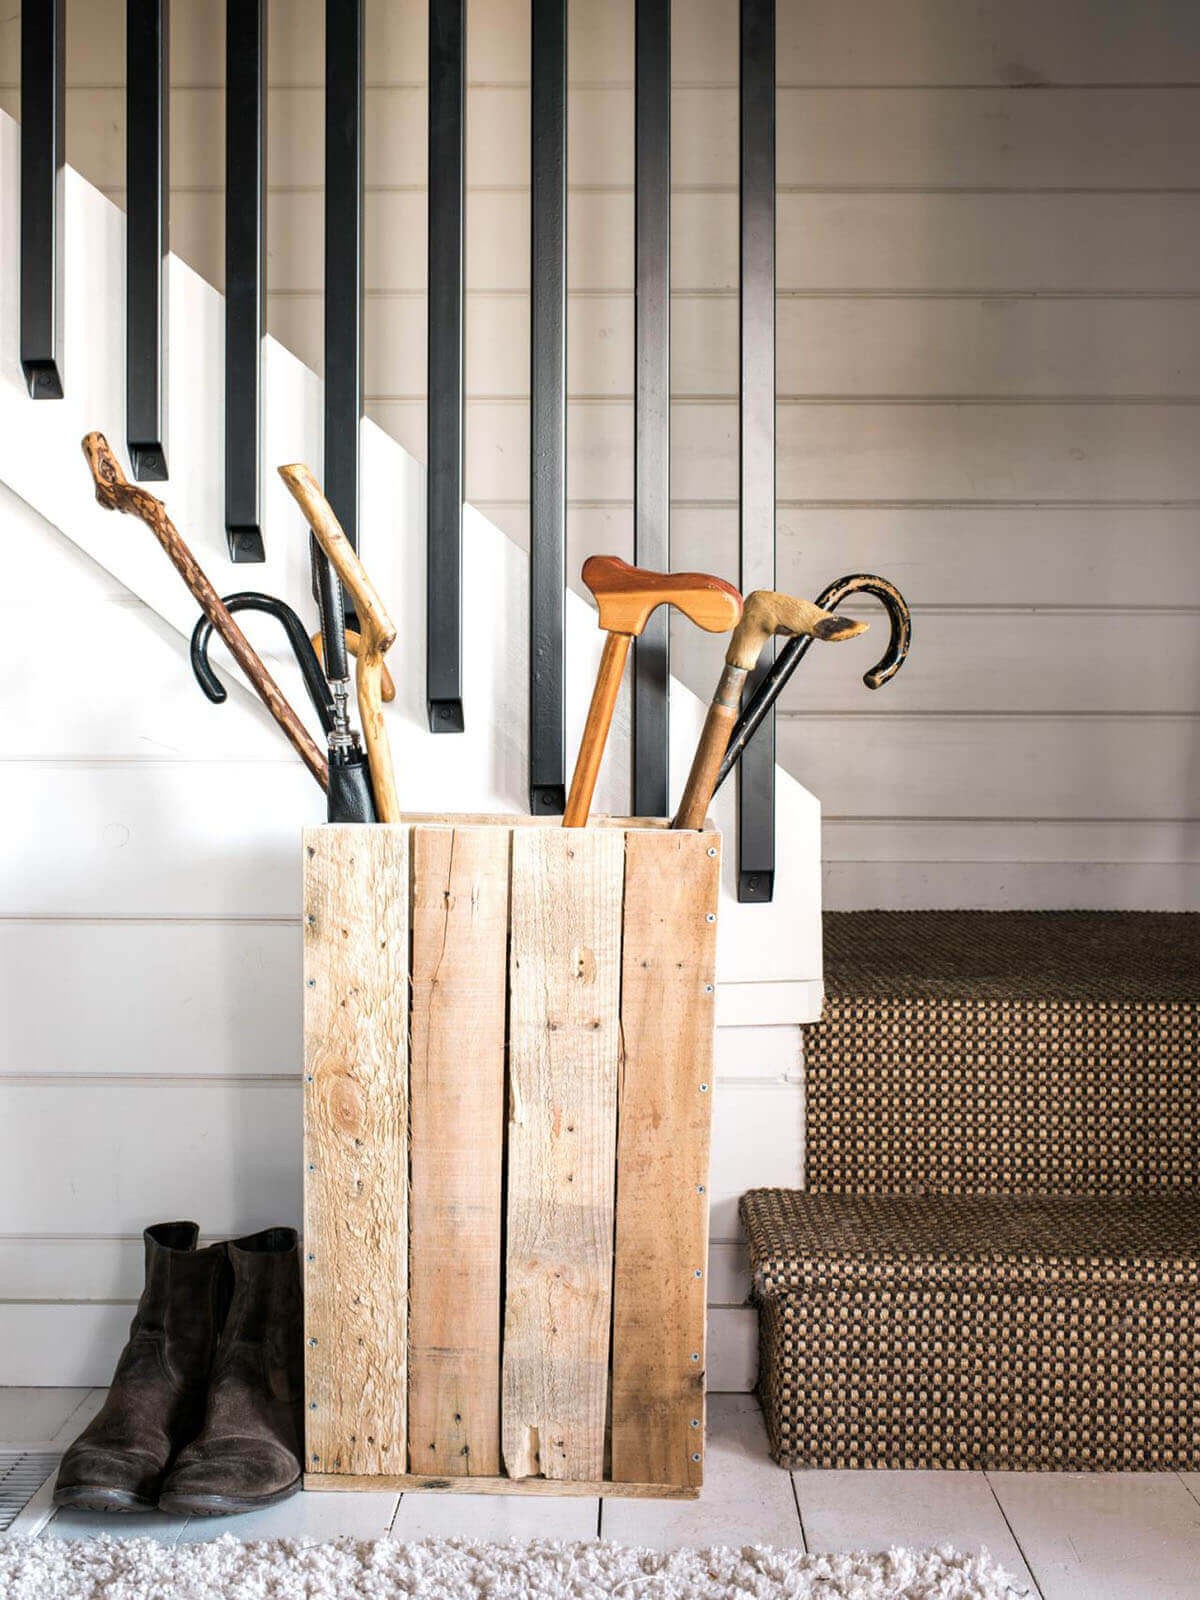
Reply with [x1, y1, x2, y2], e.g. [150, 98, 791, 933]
[672, 591, 867, 831]
[278, 464, 400, 822]
[564, 556, 743, 827]
[81, 432, 329, 790]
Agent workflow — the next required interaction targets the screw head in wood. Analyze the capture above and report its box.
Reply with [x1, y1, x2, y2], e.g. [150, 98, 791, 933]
[308, 1338, 318, 1346]
[691, 1353, 700, 1362]
[707, 846, 717, 856]
[692, 1452, 701, 1462]
[699, 1083, 709, 1092]
[694, 1269, 703, 1278]
[306, 979, 316, 989]
[705, 913, 716, 923]
[690, 1418, 700, 1428]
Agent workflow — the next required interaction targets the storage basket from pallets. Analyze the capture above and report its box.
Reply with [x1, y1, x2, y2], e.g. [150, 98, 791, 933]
[301, 816, 721, 1498]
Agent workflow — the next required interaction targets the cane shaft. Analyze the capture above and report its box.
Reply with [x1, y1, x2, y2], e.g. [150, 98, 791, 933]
[563, 632, 631, 827]
[672, 662, 747, 830]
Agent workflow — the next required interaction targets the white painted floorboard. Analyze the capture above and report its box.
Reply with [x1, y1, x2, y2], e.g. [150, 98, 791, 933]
[601, 1393, 802, 1551]
[9, 1387, 1200, 1599]
[0, 1388, 92, 1445]
[989, 1472, 1200, 1600]
[793, 1469, 1037, 1596]
[389, 1490, 599, 1543]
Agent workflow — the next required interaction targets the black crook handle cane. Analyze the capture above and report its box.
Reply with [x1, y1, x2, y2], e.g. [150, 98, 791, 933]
[190, 592, 337, 735]
[713, 573, 912, 795]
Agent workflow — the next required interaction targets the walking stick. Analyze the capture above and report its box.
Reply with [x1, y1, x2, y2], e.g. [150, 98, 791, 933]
[564, 556, 743, 827]
[81, 433, 329, 791]
[713, 573, 912, 796]
[672, 591, 867, 830]
[278, 464, 400, 822]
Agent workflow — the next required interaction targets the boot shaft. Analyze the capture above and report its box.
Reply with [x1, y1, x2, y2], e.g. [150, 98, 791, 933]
[124, 1221, 229, 1386]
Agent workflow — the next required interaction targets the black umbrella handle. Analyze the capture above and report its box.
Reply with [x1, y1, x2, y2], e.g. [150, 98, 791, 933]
[713, 573, 912, 794]
[190, 592, 337, 737]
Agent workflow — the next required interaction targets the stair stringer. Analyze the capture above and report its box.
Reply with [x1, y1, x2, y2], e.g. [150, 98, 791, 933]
[0, 109, 822, 1013]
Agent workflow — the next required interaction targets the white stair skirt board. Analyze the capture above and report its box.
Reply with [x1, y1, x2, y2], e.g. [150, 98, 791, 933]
[0, 107, 823, 1008]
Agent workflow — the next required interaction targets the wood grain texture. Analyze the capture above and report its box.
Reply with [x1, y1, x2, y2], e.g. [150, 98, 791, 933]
[610, 830, 720, 1487]
[303, 825, 410, 1476]
[408, 825, 509, 1477]
[502, 826, 624, 1481]
[305, 1472, 698, 1499]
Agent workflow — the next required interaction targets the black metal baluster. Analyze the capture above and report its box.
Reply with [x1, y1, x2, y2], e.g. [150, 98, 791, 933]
[738, 0, 776, 901]
[126, 0, 169, 479]
[528, 0, 567, 814]
[20, 0, 65, 399]
[427, 0, 465, 732]
[224, 0, 267, 561]
[322, 0, 364, 630]
[632, 0, 670, 817]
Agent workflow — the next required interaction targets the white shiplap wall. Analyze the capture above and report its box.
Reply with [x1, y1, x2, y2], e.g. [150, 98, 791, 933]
[1, 0, 1198, 1383]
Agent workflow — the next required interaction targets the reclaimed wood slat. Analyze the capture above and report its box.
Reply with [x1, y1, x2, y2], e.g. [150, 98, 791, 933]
[303, 825, 409, 1477]
[611, 829, 720, 1487]
[408, 824, 509, 1477]
[501, 827, 624, 1481]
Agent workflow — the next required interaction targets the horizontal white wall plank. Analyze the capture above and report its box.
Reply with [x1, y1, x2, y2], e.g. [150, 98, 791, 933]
[825, 859, 1200, 911]
[0, 922, 302, 1076]
[0, 1300, 762, 1391]
[825, 817, 1200, 863]
[265, 291, 1200, 402]
[32, 84, 1200, 198]
[462, 504, 1200, 612]
[0, 1075, 797, 1242]
[10, 0, 1199, 93]
[372, 398, 1200, 508]
[0, 1234, 754, 1314]
[782, 714, 1200, 821]
[0, 1080, 302, 1236]
[0, 915, 790, 1078]
[167, 189, 1200, 298]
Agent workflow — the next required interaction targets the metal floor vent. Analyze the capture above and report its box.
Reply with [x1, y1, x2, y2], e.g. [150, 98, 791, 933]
[0, 1451, 59, 1535]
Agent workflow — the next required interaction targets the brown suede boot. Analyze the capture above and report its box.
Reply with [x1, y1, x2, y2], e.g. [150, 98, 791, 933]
[158, 1227, 304, 1516]
[53, 1222, 229, 1512]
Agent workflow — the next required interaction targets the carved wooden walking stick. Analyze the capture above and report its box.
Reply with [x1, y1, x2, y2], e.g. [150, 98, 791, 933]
[81, 433, 329, 790]
[278, 464, 401, 822]
[564, 556, 743, 827]
[672, 591, 867, 830]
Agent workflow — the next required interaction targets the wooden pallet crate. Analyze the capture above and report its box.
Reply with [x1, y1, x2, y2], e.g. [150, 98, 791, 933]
[302, 816, 720, 1498]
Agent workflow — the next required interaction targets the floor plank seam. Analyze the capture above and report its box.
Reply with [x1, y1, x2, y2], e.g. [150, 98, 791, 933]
[982, 1473, 1044, 1600]
[787, 1472, 809, 1554]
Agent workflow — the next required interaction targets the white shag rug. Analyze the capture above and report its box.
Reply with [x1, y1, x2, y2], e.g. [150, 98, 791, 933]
[0, 1535, 1023, 1599]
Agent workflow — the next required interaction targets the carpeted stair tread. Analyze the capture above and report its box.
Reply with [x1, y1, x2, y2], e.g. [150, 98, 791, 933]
[742, 1188, 1200, 1297]
[822, 910, 1200, 1002]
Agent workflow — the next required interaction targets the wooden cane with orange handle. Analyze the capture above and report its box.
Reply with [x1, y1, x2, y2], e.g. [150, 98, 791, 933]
[563, 556, 744, 827]
[672, 590, 868, 831]
[278, 464, 401, 822]
[81, 432, 330, 791]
